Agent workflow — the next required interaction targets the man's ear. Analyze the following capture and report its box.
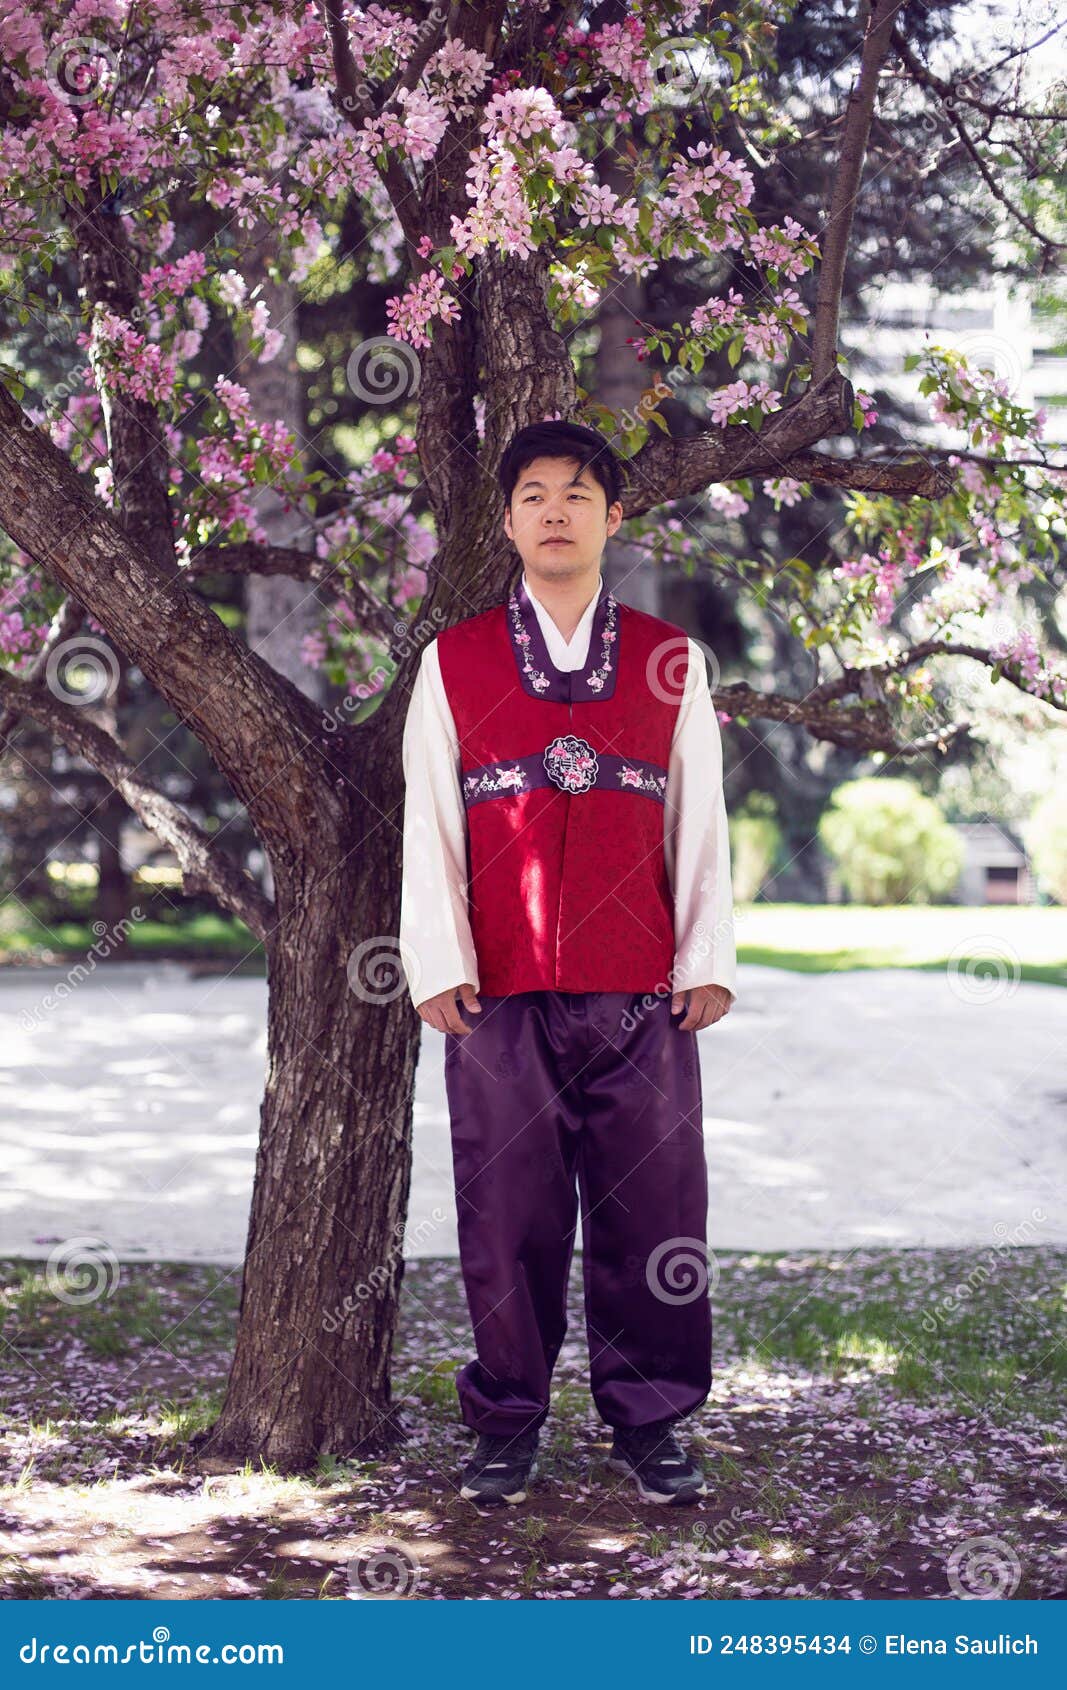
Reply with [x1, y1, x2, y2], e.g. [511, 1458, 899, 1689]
[607, 500, 624, 537]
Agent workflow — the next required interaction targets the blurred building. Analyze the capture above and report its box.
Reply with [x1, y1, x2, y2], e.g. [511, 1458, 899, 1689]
[845, 278, 1067, 446]
[950, 820, 1036, 905]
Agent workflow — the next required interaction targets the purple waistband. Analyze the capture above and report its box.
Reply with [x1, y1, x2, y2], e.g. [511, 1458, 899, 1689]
[462, 749, 668, 808]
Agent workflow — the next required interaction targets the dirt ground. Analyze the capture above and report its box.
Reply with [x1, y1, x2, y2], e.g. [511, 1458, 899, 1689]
[0, 1250, 1063, 1600]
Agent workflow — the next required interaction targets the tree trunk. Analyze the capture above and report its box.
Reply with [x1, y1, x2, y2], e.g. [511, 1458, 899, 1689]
[594, 151, 663, 616]
[199, 732, 421, 1469]
[236, 218, 330, 707]
[94, 785, 132, 954]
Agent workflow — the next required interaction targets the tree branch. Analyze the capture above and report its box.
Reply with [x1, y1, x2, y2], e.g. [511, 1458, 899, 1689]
[0, 667, 273, 941]
[711, 623, 1064, 755]
[0, 383, 346, 854]
[622, 370, 889, 514]
[892, 28, 1067, 256]
[811, 0, 901, 381]
[712, 678, 972, 754]
[0, 594, 86, 750]
[321, 0, 427, 253]
[757, 446, 958, 498]
[189, 543, 401, 644]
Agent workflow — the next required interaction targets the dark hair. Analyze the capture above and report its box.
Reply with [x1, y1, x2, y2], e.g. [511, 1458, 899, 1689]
[498, 421, 625, 516]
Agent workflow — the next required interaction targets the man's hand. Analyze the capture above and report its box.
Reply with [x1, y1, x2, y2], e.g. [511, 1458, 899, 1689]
[415, 982, 482, 1035]
[671, 983, 734, 1032]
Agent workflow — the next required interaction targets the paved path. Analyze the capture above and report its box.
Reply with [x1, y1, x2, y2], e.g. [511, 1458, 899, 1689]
[1, 960, 1062, 1263]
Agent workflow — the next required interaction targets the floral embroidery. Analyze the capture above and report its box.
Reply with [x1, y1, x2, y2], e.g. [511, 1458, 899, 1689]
[544, 734, 599, 793]
[507, 594, 552, 693]
[585, 598, 618, 693]
[506, 582, 618, 697]
[618, 763, 667, 798]
[463, 764, 528, 802]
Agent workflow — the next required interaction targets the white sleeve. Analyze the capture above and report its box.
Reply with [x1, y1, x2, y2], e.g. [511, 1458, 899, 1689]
[399, 640, 480, 1007]
[663, 638, 738, 1001]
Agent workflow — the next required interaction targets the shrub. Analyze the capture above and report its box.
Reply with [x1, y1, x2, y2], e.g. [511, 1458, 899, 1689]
[818, 778, 963, 904]
[1023, 791, 1067, 905]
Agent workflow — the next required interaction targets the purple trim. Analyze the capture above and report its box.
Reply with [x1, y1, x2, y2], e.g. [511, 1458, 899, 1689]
[506, 574, 620, 701]
[462, 750, 668, 809]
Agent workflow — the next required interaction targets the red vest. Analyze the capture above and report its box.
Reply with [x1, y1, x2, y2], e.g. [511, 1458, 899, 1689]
[436, 575, 688, 995]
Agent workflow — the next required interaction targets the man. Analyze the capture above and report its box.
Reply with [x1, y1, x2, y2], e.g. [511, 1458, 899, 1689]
[400, 420, 737, 1508]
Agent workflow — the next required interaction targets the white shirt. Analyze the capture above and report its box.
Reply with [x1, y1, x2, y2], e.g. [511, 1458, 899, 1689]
[399, 571, 737, 1009]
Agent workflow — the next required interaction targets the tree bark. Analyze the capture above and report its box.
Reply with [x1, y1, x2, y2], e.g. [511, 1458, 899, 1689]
[93, 786, 132, 953]
[234, 217, 330, 708]
[200, 731, 421, 1468]
[595, 144, 663, 615]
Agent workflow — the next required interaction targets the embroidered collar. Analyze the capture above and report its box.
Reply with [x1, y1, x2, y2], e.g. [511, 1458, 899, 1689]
[506, 573, 619, 702]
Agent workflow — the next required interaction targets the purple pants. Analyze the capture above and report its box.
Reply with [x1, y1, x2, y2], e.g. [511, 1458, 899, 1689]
[443, 990, 712, 1436]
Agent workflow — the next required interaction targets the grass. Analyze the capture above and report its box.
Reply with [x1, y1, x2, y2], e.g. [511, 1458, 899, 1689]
[3, 1261, 240, 1359]
[723, 1249, 1067, 1424]
[0, 904, 264, 966]
[1, 902, 1063, 983]
[0, 1247, 1062, 1599]
[734, 902, 1067, 987]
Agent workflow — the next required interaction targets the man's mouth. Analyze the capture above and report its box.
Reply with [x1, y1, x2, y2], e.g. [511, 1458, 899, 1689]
[541, 538, 572, 546]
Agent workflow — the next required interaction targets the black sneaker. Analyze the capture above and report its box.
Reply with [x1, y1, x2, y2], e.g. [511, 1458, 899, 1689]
[459, 1426, 540, 1505]
[605, 1415, 707, 1504]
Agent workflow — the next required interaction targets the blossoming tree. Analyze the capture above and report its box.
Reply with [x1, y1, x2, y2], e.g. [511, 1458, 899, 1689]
[0, 0, 1063, 1466]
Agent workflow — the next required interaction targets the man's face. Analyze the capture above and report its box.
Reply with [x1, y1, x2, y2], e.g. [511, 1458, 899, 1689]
[503, 455, 623, 580]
